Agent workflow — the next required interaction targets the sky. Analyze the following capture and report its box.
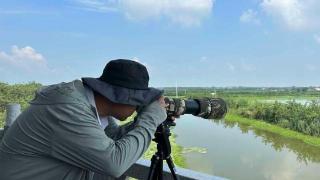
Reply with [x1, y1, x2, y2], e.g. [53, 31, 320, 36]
[0, 0, 320, 87]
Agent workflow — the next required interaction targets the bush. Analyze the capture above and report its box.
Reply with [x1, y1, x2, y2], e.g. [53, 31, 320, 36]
[229, 99, 320, 137]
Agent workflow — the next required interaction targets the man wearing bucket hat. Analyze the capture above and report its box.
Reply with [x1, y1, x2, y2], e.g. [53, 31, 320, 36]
[0, 59, 167, 180]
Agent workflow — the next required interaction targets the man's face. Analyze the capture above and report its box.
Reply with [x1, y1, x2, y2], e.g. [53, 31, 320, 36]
[94, 93, 136, 120]
[111, 103, 136, 121]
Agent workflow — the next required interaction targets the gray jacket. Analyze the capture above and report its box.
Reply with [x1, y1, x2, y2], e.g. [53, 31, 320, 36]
[0, 80, 166, 180]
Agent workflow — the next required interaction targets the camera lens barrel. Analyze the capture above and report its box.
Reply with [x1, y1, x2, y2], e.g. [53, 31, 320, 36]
[184, 99, 200, 115]
[164, 97, 228, 120]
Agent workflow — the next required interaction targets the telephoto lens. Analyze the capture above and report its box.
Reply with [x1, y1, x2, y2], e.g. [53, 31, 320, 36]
[164, 97, 228, 120]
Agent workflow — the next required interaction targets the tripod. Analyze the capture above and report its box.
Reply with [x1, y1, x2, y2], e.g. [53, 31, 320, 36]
[147, 118, 180, 180]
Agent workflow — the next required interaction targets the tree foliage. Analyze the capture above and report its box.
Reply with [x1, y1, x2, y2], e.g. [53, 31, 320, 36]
[0, 81, 41, 127]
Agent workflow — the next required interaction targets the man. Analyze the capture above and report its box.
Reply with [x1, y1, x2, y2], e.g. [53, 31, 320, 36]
[0, 59, 168, 180]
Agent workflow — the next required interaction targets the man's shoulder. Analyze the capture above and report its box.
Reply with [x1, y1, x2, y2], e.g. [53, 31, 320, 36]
[30, 79, 89, 106]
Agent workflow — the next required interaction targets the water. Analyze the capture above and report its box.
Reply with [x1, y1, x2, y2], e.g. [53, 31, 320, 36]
[172, 115, 320, 180]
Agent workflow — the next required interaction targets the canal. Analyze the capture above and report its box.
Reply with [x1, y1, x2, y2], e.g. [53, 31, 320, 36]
[172, 115, 320, 180]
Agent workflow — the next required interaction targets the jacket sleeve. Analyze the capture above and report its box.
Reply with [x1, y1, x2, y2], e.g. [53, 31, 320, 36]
[50, 101, 167, 178]
[104, 117, 137, 141]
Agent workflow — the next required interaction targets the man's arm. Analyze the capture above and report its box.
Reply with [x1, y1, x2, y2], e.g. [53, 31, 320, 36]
[104, 117, 137, 141]
[104, 96, 168, 140]
[50, 100, 166, 178]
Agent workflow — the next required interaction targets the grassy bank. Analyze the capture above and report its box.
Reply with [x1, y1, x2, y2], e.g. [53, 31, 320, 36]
[143, 133, 186, 167]
[226, 98, 320, 136]
[0, 112, 4, 128]
[225, 113, 320, 148]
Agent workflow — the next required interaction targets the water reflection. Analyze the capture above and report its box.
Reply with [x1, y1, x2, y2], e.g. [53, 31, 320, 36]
[173, 115, 320, 180]
[222, 120, 320, 164]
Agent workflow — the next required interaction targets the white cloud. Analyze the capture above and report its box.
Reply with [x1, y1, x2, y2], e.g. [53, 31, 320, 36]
[314, 34, 320, 44]
[305, 64, 317, 71]
[200, 56, 208, 62]
[240, 9, 261, 25]
[262, 152, 307, 180]
[226, 63, 235, 71]
[72, 0, 119, 12]
[241, 61, 256, 71]
[72, 0, 214, 26]
[261, 0, 320, 31]
[0, 46, 65, 84]
[0, 8, 60, 16]
[225, 61, 256, 72]
[0, 46, 47, 72]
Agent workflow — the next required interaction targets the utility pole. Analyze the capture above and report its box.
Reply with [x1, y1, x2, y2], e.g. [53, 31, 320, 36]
[175, 81, 178, 98]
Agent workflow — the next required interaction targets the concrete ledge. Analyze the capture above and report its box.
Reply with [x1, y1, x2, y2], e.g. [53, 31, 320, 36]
[121, 159, 227, 180]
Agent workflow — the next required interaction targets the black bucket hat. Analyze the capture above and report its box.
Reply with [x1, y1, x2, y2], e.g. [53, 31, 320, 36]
[82, 59, 163, 106]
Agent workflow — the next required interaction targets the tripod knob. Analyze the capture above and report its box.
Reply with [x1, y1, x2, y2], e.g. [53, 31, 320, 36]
[165, 117, 176, 126]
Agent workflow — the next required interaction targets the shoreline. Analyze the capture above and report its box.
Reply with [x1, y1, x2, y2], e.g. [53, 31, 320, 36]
[225, 113, 320, 148]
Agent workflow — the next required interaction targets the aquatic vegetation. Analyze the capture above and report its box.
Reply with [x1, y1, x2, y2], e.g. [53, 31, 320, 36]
[181, 147, 207, 154]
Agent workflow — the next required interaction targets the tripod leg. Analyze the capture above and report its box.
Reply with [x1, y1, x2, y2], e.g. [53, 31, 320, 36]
[166, 156, 180, 180]
[147, 155, 160, 180]
[149, 121, 179, 180]
[156, 157, 163, 180]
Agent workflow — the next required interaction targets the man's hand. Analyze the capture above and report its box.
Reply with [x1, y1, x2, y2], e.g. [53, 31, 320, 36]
[157, 96, 167, 108]
[158, 96, 179, 121]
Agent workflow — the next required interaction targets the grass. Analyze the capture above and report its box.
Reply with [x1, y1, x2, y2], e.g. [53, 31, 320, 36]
[143, 133, 186, 168]
[0, 112, 4, 128]
[225, 113, 320, 148]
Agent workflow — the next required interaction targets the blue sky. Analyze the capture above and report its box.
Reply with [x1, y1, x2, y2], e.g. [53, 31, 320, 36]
[0, 0, 320, 87]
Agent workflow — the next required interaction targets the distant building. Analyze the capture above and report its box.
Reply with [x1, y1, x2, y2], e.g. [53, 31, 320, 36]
[315, 87, 320, 91]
